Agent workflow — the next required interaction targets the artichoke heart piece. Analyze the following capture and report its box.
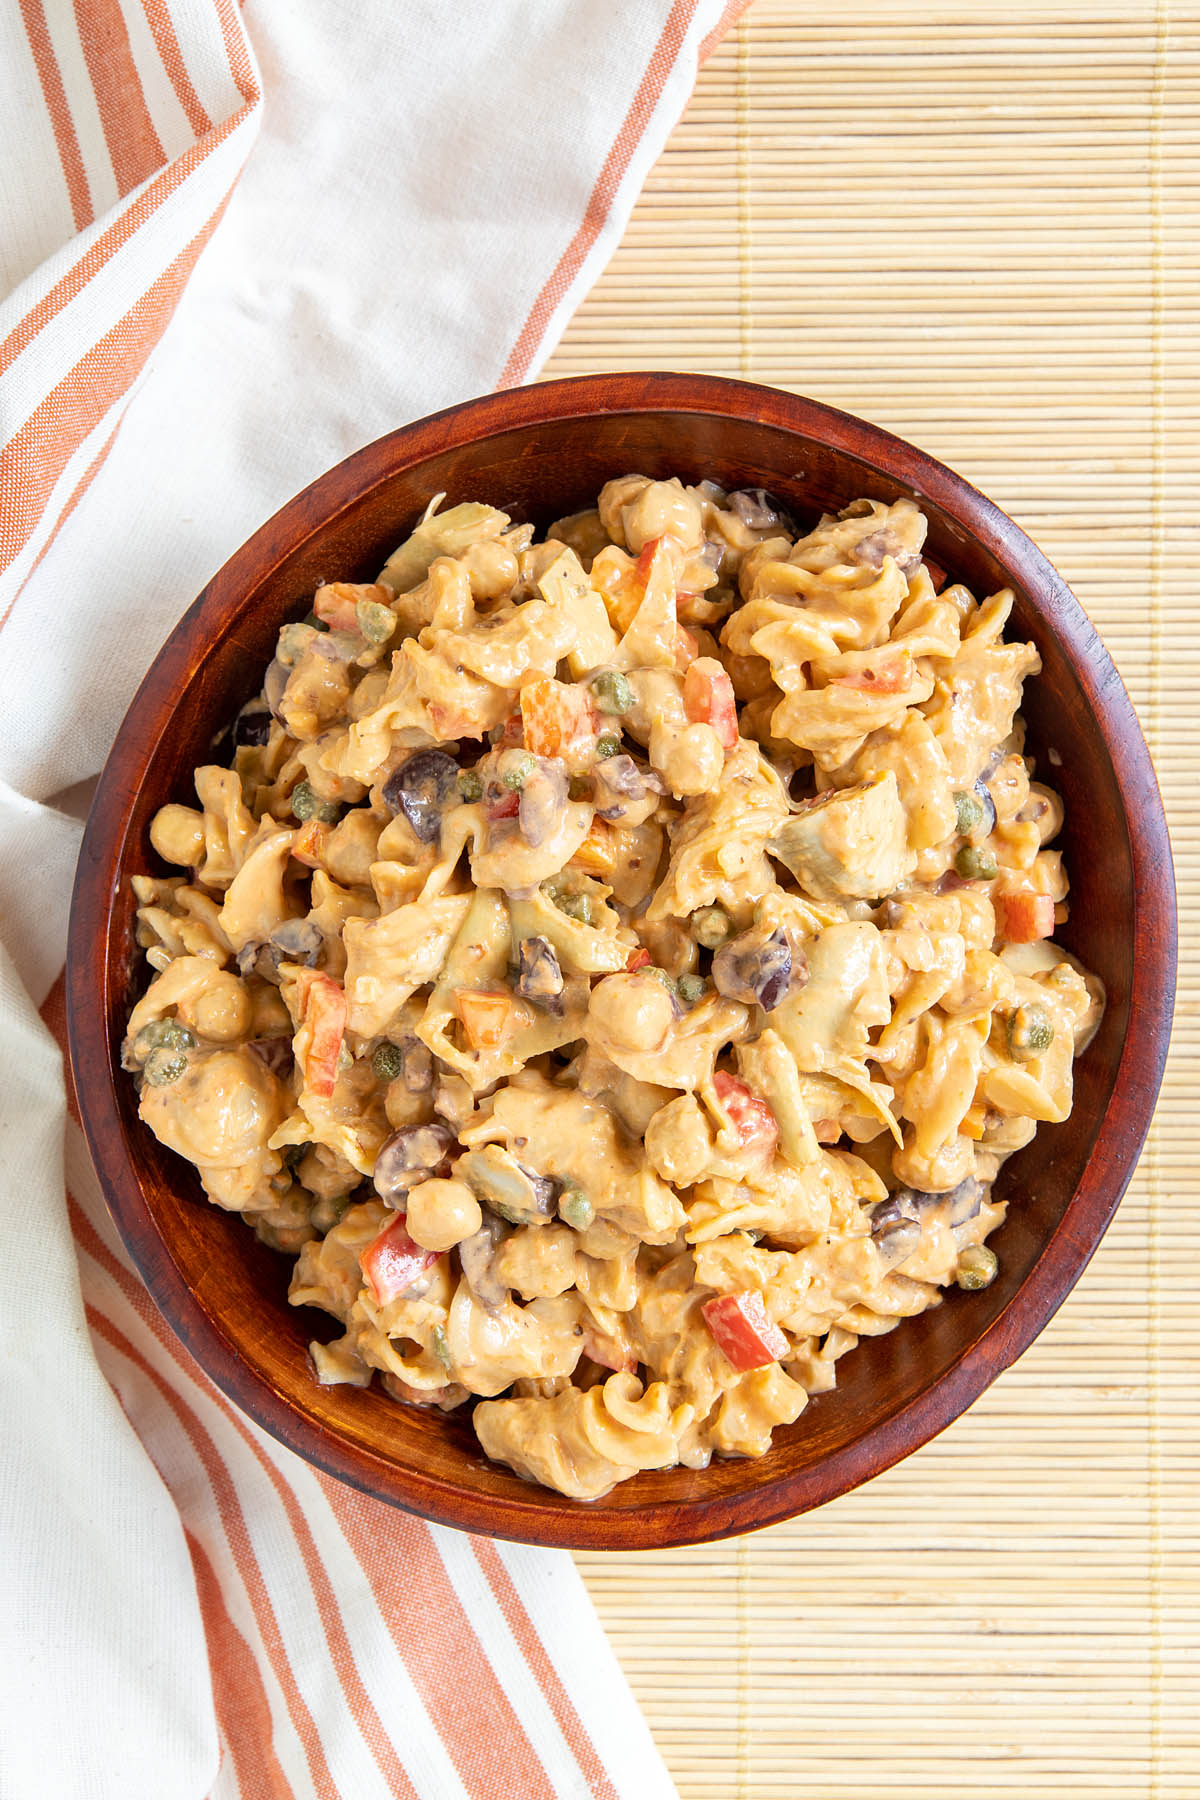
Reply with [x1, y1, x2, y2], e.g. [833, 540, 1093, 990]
[377, 501, 510, 595]
[769, 771, 914, 902]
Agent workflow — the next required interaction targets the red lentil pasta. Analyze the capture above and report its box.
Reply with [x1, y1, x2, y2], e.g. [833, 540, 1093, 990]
[124, 477, 1103, 1500]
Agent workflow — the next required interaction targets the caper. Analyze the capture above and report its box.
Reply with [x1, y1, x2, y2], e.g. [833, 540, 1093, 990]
[356, 597, 396, 645]
[692, 905, 732, 949]
[372, 1042, 405, 1082]
[291, 780, 341, 823]
[501, 752, 536, 791]
[276, 621, 319, 666]
[457, 769, 484, 803]
[558, 1185, 594, 1232]
[643, 965, 676, 993]
[591, 670, 634, 715]
[143, 1046, 188, 1086]
[955, 844, 998, 880]
[134, 1018, 196, 1060]
[956, 1244, 999, 1291]
[953, 789, 985, 836]
[1008, 1002, 1055, 1061]
[595, 733, 621, 759]
[310, 1191, 353, 1234]
[675, 973, 706, 1005]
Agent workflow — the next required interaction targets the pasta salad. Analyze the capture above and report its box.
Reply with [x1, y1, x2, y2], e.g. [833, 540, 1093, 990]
[124, 476, 1103, 1500]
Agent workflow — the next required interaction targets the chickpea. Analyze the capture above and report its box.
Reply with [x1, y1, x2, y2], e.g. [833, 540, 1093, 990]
[651, 722, 724, 797]
[461, 539, 518, 600]
[405, 1178, 482, 1252]
[622, 479, 703, 555]
[645, 1095, 714, 1187]
[588, 972, 676, 1053]
[150, 803, 205, 869]
[175, 969, 252, 1042]
[892, 1128, 974, 1194]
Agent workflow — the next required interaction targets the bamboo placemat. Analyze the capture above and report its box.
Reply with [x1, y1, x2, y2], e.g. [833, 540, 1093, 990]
[542, 4, 1198, 1795]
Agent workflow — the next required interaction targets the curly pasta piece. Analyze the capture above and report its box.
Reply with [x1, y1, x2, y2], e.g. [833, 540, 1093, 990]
[475, 1373, 693, 1500]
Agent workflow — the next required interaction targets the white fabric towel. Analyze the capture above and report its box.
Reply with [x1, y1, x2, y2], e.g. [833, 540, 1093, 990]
[0, 2, 747, 1794]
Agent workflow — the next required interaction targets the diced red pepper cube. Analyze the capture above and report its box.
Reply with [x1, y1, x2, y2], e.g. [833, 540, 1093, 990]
[682, 658, 739, 748]
[520, 675, 598, 760]
[831, 649, 912, 695]
[360, 1215, 441, 1306]
[713, 1070, 779, 1160]
[581, 1325, 638, 1374]
[484, 789, 521, 822]
[625, 947, 652, 972]
[995, 890, 1056, 943]
[295, 971, 346, 1099]
[455, 988, 515, 1051]
[702, 1291, 788, 1372]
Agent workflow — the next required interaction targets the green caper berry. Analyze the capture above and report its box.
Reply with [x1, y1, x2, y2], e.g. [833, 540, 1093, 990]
[291, 780, 341, 824]
[1008, 1002, 1055, 1061]
[356, 598, 396, 645]
[568, 774, 594, 802]
[691, 905, 732, 949]
[591, 670, 634, 715]
[953, 790, 985, 836]
[277, 621, 319, 666]
[302, 611, 330, 632]
[134, 1018, 196, 1059]
[595, 733, 621, 759]
[457, 769, 484, 802]
[430, 1324, 453, 1373]
[644, 965, 677, 993]
[501, 753, 536, 791]
[372, 1042, 405, 1082]
[558, 1186, 595, 1232]
[310, 1190, 353, 1234]
[143, 1046, 188, 1086]
[956, 1244, 999, 1291]
[556, 892, 594, 925]
[675, 973, 706, 1006]
[955, 844, 998, 881]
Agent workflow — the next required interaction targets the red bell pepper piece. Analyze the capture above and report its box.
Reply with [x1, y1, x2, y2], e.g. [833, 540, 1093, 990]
[702, 1291, 788, 1372]
[455, 988, 515, 1051]
[484, 789, 521, 822]
[520, 675, 599, 760]
[311, 584, 362, 632]
[625, 947, 652, 972]
[360, 1214, 441, 1306]
[995, 890, 1056, 943]
[682, 658, 739, 749]
[830, 649, 912, 695]
[295, 971, 346, 1099]
[713, 1070, 779, 1161]
[581, 1325, 638, 1374]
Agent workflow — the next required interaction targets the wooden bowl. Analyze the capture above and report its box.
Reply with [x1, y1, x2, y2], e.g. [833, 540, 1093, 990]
[67, 373, 1176, 1549]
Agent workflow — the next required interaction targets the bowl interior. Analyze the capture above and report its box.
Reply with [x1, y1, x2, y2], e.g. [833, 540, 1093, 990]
[72, 379, 1171, 1547]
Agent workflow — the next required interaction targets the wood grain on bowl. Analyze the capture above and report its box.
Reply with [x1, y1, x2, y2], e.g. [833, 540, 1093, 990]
[66, 373, 1176, 1549]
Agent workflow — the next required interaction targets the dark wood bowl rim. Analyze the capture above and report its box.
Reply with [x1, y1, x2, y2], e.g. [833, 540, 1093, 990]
[67, 372, 1177, 1549]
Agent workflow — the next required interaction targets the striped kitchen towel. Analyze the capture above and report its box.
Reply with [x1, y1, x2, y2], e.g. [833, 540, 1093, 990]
[0, 2, 750, 1796]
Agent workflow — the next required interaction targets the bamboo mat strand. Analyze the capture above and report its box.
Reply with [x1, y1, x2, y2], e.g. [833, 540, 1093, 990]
[542, 3, 1199, 1795]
